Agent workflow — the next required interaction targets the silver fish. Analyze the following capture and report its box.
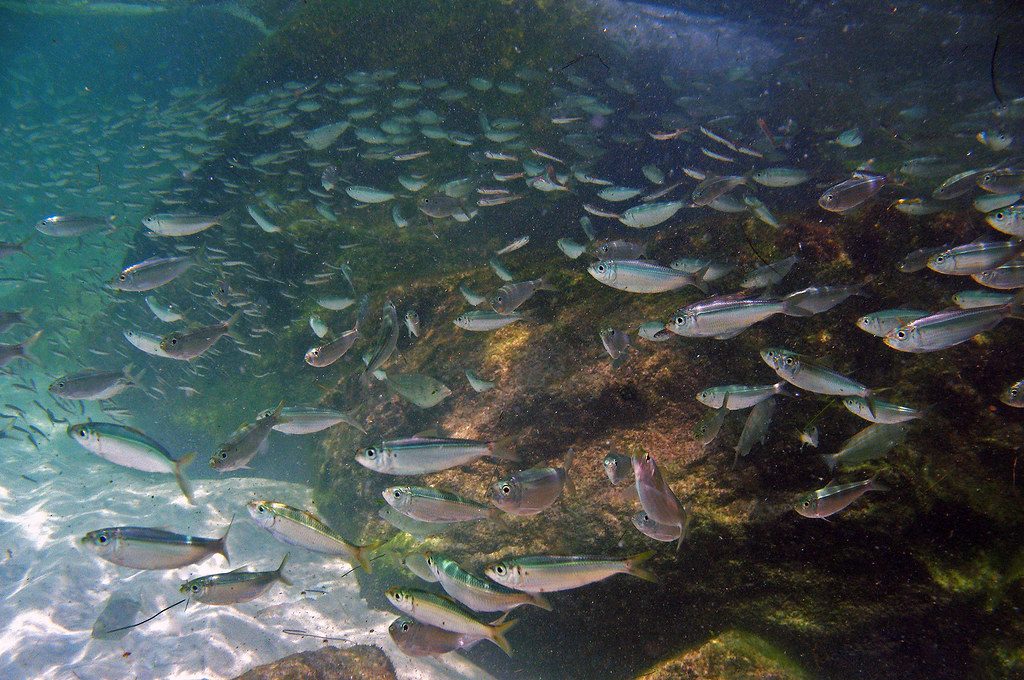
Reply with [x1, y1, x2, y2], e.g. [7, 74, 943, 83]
[818, 173, 887, 212]
[143, 213, 224, 237]
[383, 486, 498, 523]
[734, 397, 776, 463]
[81, 525, 229, 570]
[36, 215, 108, 237]
[454, 310, 524, 331]
[822, 423, 911, 470]
[49, 367, 135, 400]
[696, 382, 789, 410]
[489, 279, 555, 314]
[159, 311, 240, 360]
[484, 552, 657, 593]
[181, 555, 290, 604]
[794, 479, 887, 519]
[356, 436, 517, 475]
[632, 453, 685, 549]
[210, 404, 284, 472]
[761, 348, 873, 399]
[389, 616, 482, 657]
[489, 462, 573, 516]
[588, 259, 704, 294]
[106, 255, 195, 292]
[884, 300, 1022, 352]
[425, 552, 551, 612]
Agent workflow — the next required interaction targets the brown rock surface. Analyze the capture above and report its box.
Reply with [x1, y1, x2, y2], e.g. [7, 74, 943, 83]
[232, 645, 396, 680]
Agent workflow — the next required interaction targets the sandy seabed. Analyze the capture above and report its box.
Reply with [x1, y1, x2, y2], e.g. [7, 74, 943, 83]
[0, 430, 494, 680]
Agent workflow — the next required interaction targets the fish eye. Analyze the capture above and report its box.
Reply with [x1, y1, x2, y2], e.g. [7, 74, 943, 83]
[494, 565, 506, 575]
[997, 212, 1005, 220]
[784, 356, 794, 366]
[393, 489, 402, 498]
[495, 295, 503, 303]
[674, 316, 685, 325]
[896, 330, 907, 340]
[96, 533, 108, 544]
[58, 382, 65, 388]
[935, 255, 945, 263]
[219, 452, 227, 459]
[801, 500, 811, 508]
[401, 622, 409, 631]
[78, 429, 87, 437]
[118, 274, 127, 281]
[190, 584, 200, 592]
[596, 264, 605, 273]
[257, 504, 266, 513]
[824, 193, 834, 201]
[170, 338, 177, 345]
[501, 484, 511, 495]
[365, 448, 376, 459]
[1011, 388, 1019, 398]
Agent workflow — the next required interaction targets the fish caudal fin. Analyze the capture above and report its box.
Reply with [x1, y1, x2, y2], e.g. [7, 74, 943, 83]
[18, 329, 43, 366]
[355, 539, 386, 574]
[488, 436, 521, 462]
[217, 516, 233, 564]
[529, 592, 554, 611]
[175, 451, 197, 505]
[276, 553, 292, 586]
[489, 617, 518, 657]
[626, 550, 659, 583]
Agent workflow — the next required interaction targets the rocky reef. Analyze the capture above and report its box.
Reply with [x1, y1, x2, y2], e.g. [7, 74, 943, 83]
[231, 645, 396, 680]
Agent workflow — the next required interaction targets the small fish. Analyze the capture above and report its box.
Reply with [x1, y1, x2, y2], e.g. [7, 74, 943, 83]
[454, 310, 524, 331]
[603, 451, 632, 486]
[834, 127, 862, 148]
[459, 282, 487, 306]
[884, 299, 1022, 352]
[697, 382, 790, 410]
[404, 311, 421, 338]
[210, 404, 285, 472]
[0, 309, 30, 333]
[425, 552, 551, 612]
[489, 279, 556, 314]
[818, 173, 887, 212]
[106, 255, 195, 292]
[751, 168, 810, 188]
[385, 587, 516, 656]
[49, 367, 135, 400]
[734, 397, 776, 464]
[856, 309, 930, 337]
[782, 286, 867, 314]
[357, 436, 517, 475]
[316, 297, 355, 311]
[36, 215, 109, 237]
[489, 257, 514, 282]
[181, 555, 291, 604]
[600, 328, 630, 368]
[247, 501, 378, 573]
[67, 422, 194, 503]
[557, 238, 588, 259]
[927, 241, 1024, 276]
[0, 330, 41, 367]
[670, 295, 811, 339]
[633, 453, 685, 548]
[143, 213, 224, 237]
[484, 552, 657, 593]
[692, 175, 746, 206]
[632, 510, 686, 543]
[309, 315, 328, 338]
[798, 425, 819, 449]
[693, 407, 728, 445]
[1000, 379, 1024, 407]
[362, 301, 399, 383]
[378, 506, 455, 538]
[594, 240, 645, 261]
[384, 372, 452, 409]
[618, 201, 685, 228]
[794, 478, 887, 519]
[81, 525, 229, 570]
[897, 246, 946, 273]
[383, 486, 499, 523]
[402, 553, 438, 582]
[843, 397, 923, 424]
[761, 348, 874, 399]
[588, 260, 704, 294]
[822, 423, 911, 470]
[489, 454, 574, 516]
[145, 296, 184, 323]
[159, 312, 240, 360]
[987, 206, 1024, 238]
[389, 616, 482, 657]
[346, 185, 396, 203]
[637, 321, 674, 341]
[465, 369, 496, 392]
[740, 255, 800, 289]
[262, 406, 364, 435]
[495, 236, 529, 255]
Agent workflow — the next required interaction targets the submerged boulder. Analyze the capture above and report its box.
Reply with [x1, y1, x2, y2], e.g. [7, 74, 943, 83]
[232, 645, 396, 680]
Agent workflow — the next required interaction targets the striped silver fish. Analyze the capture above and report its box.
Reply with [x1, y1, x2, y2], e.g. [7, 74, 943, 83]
[588, 260, 705, 294]
[356, 436, 518, 475]
[81, 525, 229, 570]
[484, 552, 657, 592]
[425, 552, 552, 612]
[181, 555, 290, 604]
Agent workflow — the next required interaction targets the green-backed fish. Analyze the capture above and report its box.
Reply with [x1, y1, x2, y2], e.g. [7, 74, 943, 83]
[181, 555, 291, 604]
[822, 423, 911, 470]
[67, 422, 195, 503]
[485, 552, 657, 592]
[357, 435, 518, 475]
[696, 382, 790, 410]
[159, 311, 240, 360]
[588, 259, 706, 294]
[385, 587, 517, 656]
[246, 501, 379, 573]
[761, 348, 875, 400]
[794, 479, 887, 519]
[425, 552, 552, 612]
[210, 404, 285, 472]
[383, 486, 500, 523]
[81, 525, 230, 570]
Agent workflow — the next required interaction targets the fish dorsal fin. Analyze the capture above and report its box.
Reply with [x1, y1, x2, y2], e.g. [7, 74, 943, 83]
[413, 428, 441, 438]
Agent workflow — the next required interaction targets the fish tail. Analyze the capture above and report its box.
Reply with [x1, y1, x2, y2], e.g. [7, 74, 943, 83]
[529, 592, 554, 611]
[489, 617, 518, 657]
[18, 329, 43, 366]
[780, 295, 815, 317]
[217, 515, 234, 564]
[488, 436, 521, 462]
[691, 262, 711, 294]
[490, 507, 510, 528]
[868, 476, 890, 493]
[625, 550, 659, 583]
[537, 278, 558, 292]
[820, 453, 838, 472]
[175, 451, 197, 504]
[344, 408, 367, 434]
[774, 381, 795, 398]
[275, 553, 293, 586]
[225, 310, 245, 342]
[355, 539, 386, 574]
[1007, 289, 1024, 318]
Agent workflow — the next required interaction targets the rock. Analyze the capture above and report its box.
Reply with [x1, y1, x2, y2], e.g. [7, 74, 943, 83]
[232, 645, 396, 680]
[636, 630, 809, 680]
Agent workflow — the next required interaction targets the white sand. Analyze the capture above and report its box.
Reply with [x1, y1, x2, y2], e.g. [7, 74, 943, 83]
[0, 431, 495, 680]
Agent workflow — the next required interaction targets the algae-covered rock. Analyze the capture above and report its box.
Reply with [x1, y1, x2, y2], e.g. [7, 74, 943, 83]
[636, 631, 810, 680]
[231, 645, 396, 680]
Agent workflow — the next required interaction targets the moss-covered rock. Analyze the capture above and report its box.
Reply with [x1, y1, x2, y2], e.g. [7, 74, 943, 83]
[635, 630, 810, 680]
[231, 645, 396, 680]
